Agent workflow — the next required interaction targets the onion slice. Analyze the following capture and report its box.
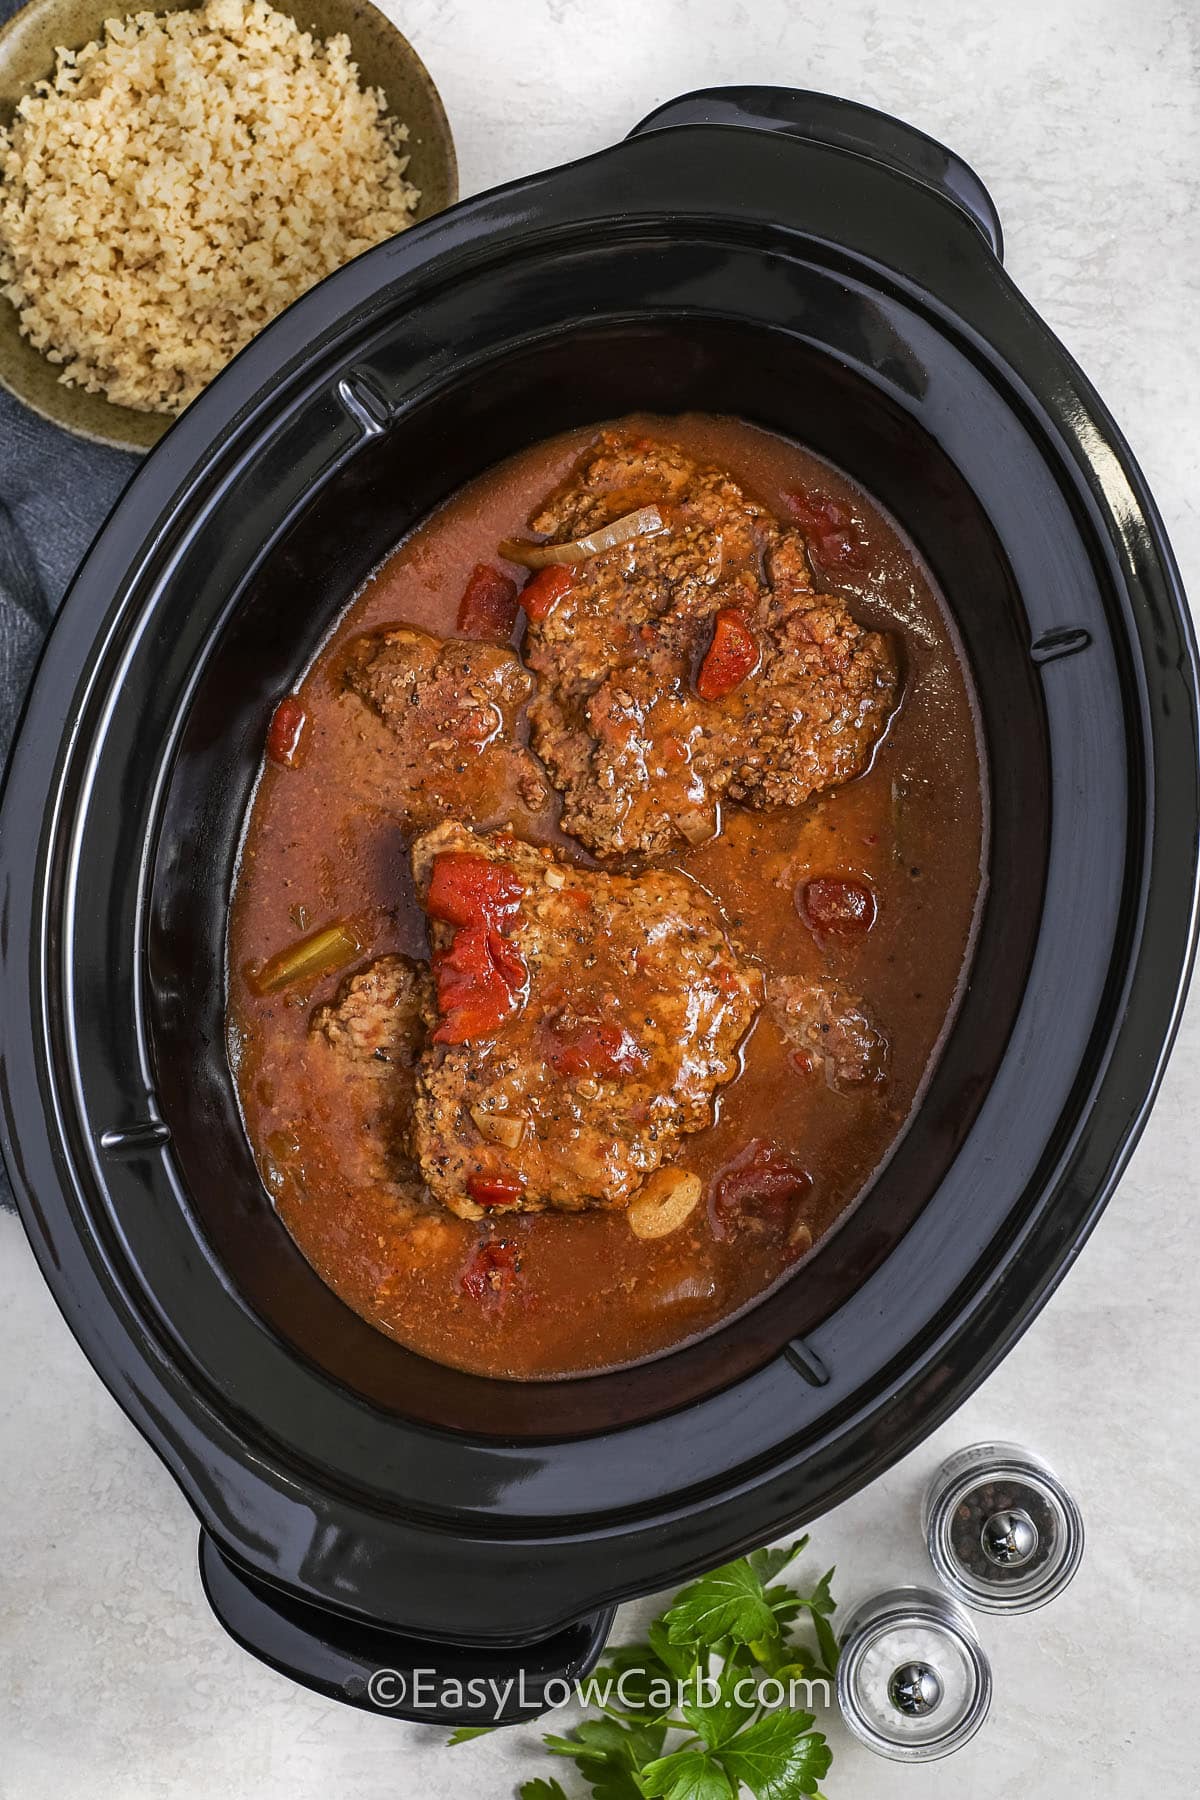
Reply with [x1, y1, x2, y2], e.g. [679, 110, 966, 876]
[499, 504, 664, 568]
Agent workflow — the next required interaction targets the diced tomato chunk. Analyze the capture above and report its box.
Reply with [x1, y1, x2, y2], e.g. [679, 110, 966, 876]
[784, 487, 867, 573]
[427, 853, 524, 930]
[801, 876, 877, 937]
[544, 1019, 648, 1079]
[696, 609, 760, 701]
[711, 1139, 812, 1240]
[456, 563, 520, 639]
[432, 923, 526, 1043]
[486, 930, 526, 990]
[520, 565, 575, 622]
[460, 1239, 521, 1302]
[266, 695, 307, 767]
[467, 1172, 525, 1209]
[427, 853, 528, 1043]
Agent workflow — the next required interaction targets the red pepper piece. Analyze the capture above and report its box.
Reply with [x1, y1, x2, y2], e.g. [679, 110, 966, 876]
[265, 695, 307, 767]
[696, 609, 760, 701]
[456, 563, 520, 639]
[467, 1172, 525, 1209]
[784, 487, 868, 573]
[544, 1020, 648, 1079]
[426, 852, 524, 930]
[801, 875, 877, 937]
[460, 1239, 520, 1302]
[520, 565, 575, 622]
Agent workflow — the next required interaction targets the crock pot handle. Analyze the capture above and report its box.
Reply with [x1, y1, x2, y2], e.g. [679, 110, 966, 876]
[628, 86, 1004, 260]
[198, 1530, 617, 1725]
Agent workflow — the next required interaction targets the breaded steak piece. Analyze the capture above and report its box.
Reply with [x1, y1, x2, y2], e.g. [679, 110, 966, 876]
[521, 432, 900, 856]
[310, 954, 431, 1076]
[342, 625, 548, 823]
[308, 953, 433, 1194]
[409, 821, 762, 1217]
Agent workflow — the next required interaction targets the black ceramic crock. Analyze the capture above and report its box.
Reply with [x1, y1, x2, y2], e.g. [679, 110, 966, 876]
[1, 89, 1197, 1725]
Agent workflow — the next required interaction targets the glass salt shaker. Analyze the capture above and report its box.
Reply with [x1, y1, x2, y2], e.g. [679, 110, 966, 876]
[924, 1441, 1085, 1614]
[835, 1585, 992, 1761]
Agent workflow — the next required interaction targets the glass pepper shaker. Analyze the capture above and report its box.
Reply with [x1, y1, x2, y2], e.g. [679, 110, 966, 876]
[924, 1441, 1085, 1614]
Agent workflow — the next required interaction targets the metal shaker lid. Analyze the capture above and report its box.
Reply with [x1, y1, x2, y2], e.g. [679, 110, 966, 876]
[925, 1441, 1085, 1614]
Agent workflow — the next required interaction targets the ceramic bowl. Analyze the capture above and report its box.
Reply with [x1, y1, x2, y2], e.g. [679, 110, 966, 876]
[0, 0, 456, 450]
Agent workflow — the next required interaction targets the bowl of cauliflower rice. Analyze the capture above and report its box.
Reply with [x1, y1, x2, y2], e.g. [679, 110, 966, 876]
[0, 0, 456, 447]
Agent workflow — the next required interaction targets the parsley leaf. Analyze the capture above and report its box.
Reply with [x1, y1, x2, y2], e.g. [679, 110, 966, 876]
[649, 1618, 701, 1680]
[805, 1568, 836, 1618]
[718, 1710, 832, 1799]
[680, 1652, 757, 1748]
[589, 1624, 694, 1715]
[545, 1715, 669, 1799]
[747, 1539, 809, 1586]
[769, 1655, 826, 1691]
[640, 1749, 736, 1800]
[546, 1716, 664, 1767]
[665, 1560, 778, 1649]
[787, 1567, 839, 1674]
[508, 1540, 838, 1800]
[446, 1724, 494, 1744]
[810, 1613, 839, 1679]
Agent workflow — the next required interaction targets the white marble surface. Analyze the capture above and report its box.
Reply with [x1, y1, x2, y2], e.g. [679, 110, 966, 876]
[2, 1, 1198, 1796]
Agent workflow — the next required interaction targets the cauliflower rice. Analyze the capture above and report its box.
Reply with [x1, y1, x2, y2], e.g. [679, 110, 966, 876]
[0, 0, 421, 414]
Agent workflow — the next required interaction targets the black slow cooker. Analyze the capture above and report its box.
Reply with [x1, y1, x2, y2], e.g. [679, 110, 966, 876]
[1, 89, 1196, 1724]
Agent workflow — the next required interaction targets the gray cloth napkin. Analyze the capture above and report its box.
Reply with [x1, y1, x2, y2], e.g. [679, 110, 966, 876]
[0, 400, 137, 1215]
[0, 0, 142, 1209]
[0, 401, 136, 1215]
[0, 396, 137, 756]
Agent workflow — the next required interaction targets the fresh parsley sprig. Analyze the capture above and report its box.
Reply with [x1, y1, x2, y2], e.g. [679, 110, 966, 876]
[451, 1537, 838, 1800]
